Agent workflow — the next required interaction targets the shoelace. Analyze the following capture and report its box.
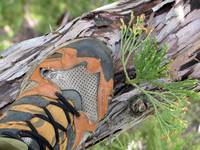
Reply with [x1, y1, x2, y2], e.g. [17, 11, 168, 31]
[2, 92, 80, 150]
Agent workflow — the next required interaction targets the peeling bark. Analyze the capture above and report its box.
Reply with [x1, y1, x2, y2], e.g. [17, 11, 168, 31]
[0, 0, 199, 148]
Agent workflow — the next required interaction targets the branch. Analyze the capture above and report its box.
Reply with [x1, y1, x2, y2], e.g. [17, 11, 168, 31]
[0, 0, 200, 148]
[77, 85, 154, 149]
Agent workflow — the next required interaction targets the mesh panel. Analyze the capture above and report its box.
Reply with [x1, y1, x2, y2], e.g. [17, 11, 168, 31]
[22, 137, 32, 144]
[45, 65, 99, 122]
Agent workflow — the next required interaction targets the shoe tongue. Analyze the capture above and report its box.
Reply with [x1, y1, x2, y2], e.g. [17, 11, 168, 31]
[44, 64, 99, 122]
[61, 90, 83, 111]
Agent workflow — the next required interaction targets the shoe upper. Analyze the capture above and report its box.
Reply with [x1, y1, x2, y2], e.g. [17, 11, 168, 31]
[0, 38, 113, 150]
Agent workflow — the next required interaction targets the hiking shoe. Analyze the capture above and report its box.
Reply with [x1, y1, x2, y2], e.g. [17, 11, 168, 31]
[0, 38, 113, 150]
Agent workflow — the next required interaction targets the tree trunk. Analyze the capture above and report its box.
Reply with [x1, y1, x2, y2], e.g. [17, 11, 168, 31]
[0, 0, 199, 149]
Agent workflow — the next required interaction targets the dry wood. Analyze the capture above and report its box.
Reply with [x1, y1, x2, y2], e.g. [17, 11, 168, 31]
[0, 0, 200, 148]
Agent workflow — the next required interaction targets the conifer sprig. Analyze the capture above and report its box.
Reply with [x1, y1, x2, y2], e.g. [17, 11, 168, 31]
[120, 13, 200, 138]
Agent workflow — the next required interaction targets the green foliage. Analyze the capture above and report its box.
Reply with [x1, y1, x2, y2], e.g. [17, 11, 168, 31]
[118, 13, 200, 149]
[120, 14, 169, 84]
[29, 0, 67, 33]
[0, 0, 24, 50]
[0, 0, 24, 34]
[120, 14, 168, 84]
[30, 0, 115, 33]
[1, 2, 200, 149]
[90, 131, 138, 150]
[0, 0, 116, 50]
[134, 117, 200, 150]
[65, 0, 115, 17]
[91, 117, 200, 150]
[133, 38, 168, 83]
[91, 14, 200, 150]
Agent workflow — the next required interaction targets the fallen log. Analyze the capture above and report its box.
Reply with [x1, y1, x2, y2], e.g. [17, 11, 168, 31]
[0, 0, 199, 149]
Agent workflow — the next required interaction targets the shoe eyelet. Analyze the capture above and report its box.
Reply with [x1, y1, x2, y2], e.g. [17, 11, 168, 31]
[40, 68, 50, 77]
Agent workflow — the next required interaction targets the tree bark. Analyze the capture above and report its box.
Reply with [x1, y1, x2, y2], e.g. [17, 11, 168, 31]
[0, 0, 199, 149]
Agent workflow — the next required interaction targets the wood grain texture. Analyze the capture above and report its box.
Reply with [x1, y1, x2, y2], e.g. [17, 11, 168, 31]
[0, 0, 199, 148]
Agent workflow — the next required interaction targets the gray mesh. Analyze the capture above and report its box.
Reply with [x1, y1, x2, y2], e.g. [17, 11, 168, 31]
[22, 137, 32, 144]
[45, 65, 99, 122]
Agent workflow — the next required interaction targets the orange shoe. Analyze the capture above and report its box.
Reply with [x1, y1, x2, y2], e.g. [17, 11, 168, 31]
[0, 38, 113, 150]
